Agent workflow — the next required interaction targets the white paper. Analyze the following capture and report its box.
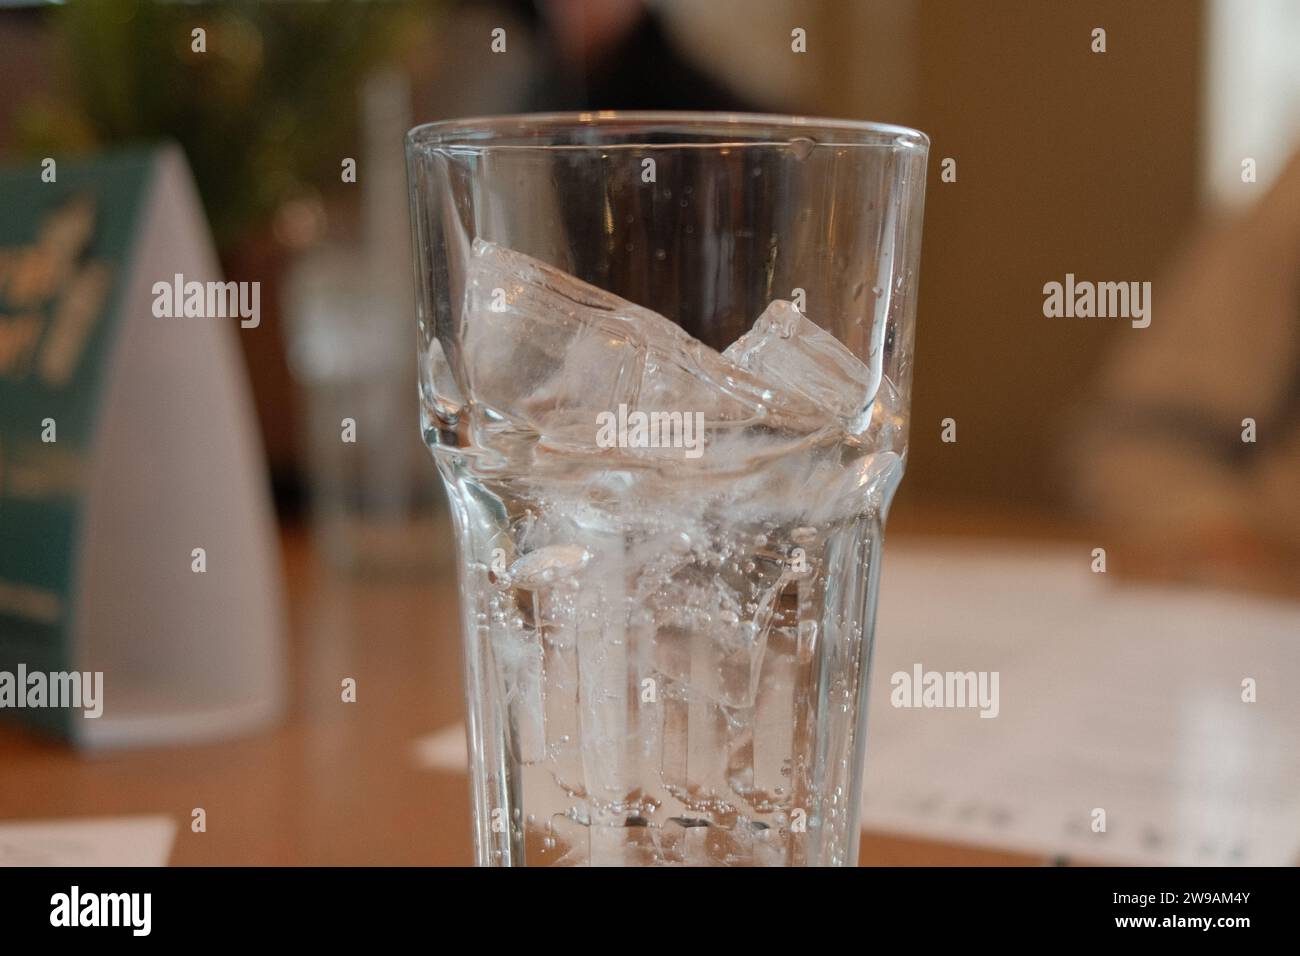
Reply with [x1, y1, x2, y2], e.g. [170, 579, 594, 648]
[863, 540, 1300, 866]
[0, 815, 175, 867]
[413, 540, 1300, 865]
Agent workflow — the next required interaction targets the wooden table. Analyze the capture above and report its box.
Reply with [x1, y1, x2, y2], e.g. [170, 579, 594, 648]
[0, 505, 1128, 866]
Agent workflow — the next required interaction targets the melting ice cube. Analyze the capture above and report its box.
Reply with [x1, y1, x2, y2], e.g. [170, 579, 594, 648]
[460, 241, 830, 456]
[508, 544, 592, 590]
[723, 300, 879, 434]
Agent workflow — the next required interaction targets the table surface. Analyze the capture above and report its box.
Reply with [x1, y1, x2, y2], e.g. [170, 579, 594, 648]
[5, 501, 1286, 866]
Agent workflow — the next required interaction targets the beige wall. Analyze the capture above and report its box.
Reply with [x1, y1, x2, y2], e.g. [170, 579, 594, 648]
[904, 1, 1202, 509]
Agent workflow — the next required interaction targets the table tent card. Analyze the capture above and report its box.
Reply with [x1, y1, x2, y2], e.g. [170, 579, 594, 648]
[0, 145, 285, 748]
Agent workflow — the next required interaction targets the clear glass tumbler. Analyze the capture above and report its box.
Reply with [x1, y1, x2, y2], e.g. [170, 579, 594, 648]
[406, 112, 928, 866]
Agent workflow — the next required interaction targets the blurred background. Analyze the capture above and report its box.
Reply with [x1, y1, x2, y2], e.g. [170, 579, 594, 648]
[0, 0, 1297, 866]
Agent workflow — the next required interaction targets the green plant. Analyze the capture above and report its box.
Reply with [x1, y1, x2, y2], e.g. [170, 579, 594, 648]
[17, 0, 437, 249]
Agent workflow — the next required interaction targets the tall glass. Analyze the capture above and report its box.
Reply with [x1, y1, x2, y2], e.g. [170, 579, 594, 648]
[406, 112, 928, 866]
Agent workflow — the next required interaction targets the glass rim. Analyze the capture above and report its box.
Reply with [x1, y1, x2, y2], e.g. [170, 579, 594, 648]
[406, 110, 929, 153]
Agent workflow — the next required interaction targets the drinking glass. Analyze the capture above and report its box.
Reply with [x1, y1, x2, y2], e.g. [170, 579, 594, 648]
[406, 112, 928, 866]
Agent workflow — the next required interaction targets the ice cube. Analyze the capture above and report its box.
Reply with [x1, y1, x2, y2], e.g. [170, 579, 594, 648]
[507, 544, 592, 590]
[805, 450, 905, 525]
[723, 300, 878, 434]
[460, 241, 829, 456]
